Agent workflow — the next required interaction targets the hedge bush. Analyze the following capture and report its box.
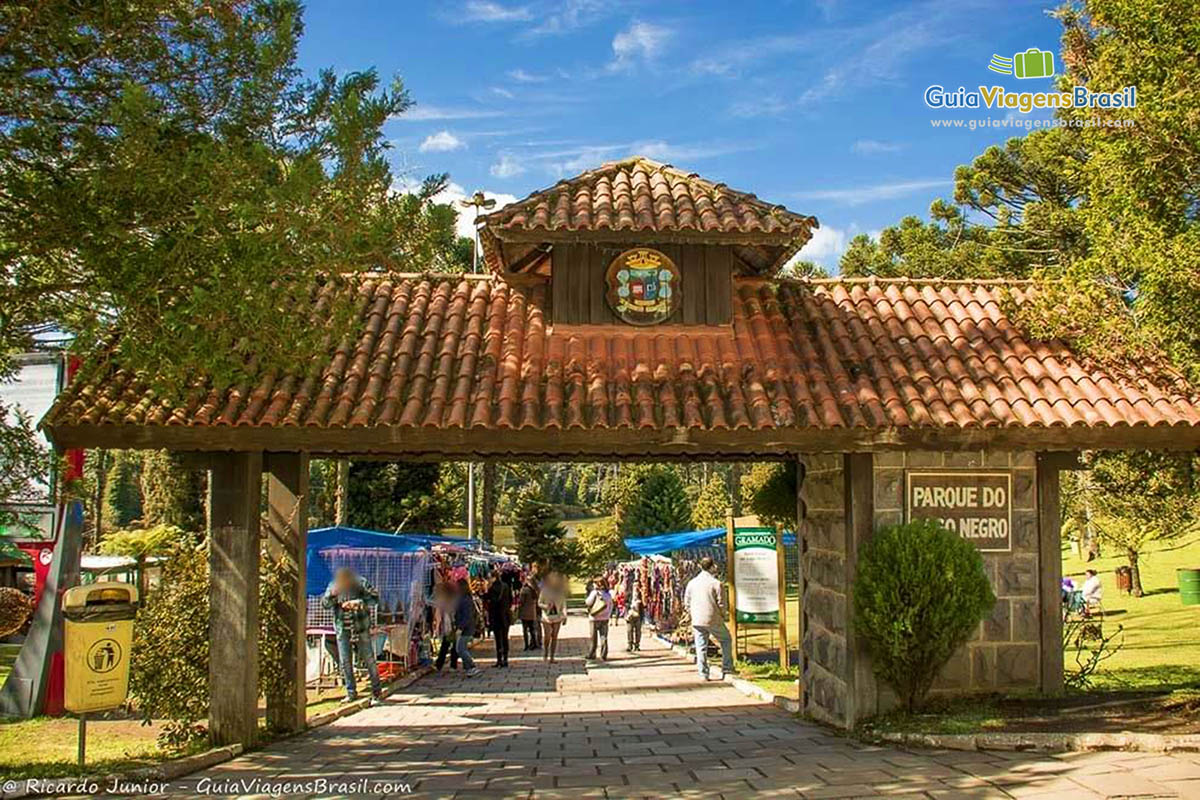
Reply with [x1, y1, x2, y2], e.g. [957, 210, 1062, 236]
[853, 519, 995, 711]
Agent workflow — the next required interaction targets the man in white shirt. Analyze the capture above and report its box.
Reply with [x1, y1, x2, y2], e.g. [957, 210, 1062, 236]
[1081, 569, 1103, 606]
[683, 557, 734, 681]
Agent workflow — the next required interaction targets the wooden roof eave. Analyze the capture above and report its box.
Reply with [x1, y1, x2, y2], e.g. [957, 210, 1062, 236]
[41, 420, 1200, 459]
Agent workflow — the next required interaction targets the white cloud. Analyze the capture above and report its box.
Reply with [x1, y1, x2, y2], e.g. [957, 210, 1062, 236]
[851, 139, 904, 155]
[507, 68, 547, 83]
[490, 153, 526, 178]
[400, 105, 506, 122]
[418, 131, 466, 153]
[795, 179, 951, 207]
[796, 225, 848, 263]
[728, 95, 790, 118]
[459, 1, 531, 22]
[609, 21, 671, 71]
[527, 0, 607, 36]
[490, 86, 515, 99]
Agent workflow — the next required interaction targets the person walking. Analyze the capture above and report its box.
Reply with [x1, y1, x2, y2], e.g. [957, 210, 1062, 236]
[517, 573, 540, 651]
[453, 577, 481, 676]
[585, 577, 613, 661]
[626, 580, 644, 652]
[432, 582, 459, 674]
[321, 566, 383, 703]
[484, 568, 514, 667]
[683, 556, 734, 681]
[538, 572, 567, 663]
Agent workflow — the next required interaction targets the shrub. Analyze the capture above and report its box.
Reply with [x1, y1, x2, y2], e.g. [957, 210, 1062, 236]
[130, 539, 295, 748]
[853, 519, 995, 711]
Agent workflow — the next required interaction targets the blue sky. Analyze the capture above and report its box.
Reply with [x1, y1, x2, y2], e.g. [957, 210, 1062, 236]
[297, 0, 1063, 269]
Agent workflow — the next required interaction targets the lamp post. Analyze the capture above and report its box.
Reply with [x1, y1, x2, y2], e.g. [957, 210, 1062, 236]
[458, 192, 496, 540]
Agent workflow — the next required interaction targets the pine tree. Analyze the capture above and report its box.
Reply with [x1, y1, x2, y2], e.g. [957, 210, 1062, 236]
[102, 450, 144, 532]
[140, 451, 204, 532]
[514, 498, 578, 574]
[616, 465, 691, 537]
[692, 475, 730, 530]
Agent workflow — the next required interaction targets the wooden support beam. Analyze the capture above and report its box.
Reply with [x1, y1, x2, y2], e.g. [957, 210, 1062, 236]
[264, 452, 310, 734]
[843, 452, 877, 726]
[1036, 453, 1065, 694]
[207, 451, 263, 748]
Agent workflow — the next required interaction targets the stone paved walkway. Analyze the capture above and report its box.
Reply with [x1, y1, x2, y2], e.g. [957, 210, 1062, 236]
[171, 615, 1200, 799]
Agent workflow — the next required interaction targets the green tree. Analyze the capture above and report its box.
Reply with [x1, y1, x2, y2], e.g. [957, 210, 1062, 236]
[140, 451, 205, 532]
[513, 498, 579, 575]
[0, 1, 471, 509]
[346, 461, 453, 533]
[577, 518, 629, 576]
[1063, 452, 1200, 596]
[614, 465, 692, 537]
[740, 463, 798, 530]
[691, 476, 730, 530]
[98, 523, 181, 599]
[0, 402, 49, 530]
[102, 450, 144, 532]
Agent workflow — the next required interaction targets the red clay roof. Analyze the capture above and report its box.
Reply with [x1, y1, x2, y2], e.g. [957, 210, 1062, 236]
[478, 157, 817, 274]
[42, 274, 1200, 455]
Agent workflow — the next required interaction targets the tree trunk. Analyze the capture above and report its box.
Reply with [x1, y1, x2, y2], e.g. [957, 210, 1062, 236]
[481, 461, 497, 545]
[1127, 549, 1144, 597]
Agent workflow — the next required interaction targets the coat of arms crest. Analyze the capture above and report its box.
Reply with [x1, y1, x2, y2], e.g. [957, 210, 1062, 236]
[604, 248, 681, 325]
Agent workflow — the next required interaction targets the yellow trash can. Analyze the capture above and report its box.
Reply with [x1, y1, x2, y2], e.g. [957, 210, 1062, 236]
[62, 582, 139, 713]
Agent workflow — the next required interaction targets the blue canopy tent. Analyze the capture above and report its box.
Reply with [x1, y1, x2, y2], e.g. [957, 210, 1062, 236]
[624, 527, 796, 557]
[305, 526, 482, 597]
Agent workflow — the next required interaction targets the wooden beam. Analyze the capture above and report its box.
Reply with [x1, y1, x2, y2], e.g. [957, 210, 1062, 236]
[843, 452, 877, 726]
[45, 421, 1200, 457]
[264, 452, 310, 734]
[1036, 453, 1065, 694]
[207, 451, 263, 748]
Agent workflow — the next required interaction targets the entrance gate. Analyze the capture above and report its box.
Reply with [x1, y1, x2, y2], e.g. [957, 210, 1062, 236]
[40, 157, 1200, 743]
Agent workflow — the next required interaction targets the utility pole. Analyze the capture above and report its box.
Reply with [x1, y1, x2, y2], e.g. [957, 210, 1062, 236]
[459, 191, 496, 541]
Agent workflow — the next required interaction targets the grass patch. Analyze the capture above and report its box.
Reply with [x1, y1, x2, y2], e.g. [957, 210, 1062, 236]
[0, 715, 182, 780]
[735, 658, 800, 699]
[862, 697, 1007, 736]
[1062, 533, 1200, 692]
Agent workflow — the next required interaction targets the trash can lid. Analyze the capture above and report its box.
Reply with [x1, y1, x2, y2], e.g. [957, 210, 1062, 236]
[63, 581, 139, 610]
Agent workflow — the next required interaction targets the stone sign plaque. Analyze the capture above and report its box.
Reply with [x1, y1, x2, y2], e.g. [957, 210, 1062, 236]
[905, 470, 1012, 552]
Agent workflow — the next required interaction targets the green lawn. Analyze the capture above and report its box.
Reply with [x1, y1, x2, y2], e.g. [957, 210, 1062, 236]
[1062, 532, 1200, 691]
[0, 716, 173, 779]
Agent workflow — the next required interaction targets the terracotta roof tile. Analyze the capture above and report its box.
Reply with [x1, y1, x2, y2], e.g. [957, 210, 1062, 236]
[43, 275, 1200, 449]
[478, 157, 817, 274]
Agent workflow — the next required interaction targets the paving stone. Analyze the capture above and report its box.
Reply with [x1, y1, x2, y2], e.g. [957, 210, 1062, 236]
[171, 615, 1200, 800]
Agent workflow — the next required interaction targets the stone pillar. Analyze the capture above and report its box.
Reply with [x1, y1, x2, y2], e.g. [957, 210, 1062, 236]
[264, 452, 310, 733]
[798, 453, 848, 727]
[208, 451, 263, 747]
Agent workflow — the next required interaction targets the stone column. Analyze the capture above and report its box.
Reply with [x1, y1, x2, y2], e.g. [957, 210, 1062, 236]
[208, 451, 263, 747]
[843, 452, 877, 725]
[265, 452, 310, 733]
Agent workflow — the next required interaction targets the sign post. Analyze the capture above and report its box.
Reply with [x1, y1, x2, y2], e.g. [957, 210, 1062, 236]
[725, 514, 738, 661]
[775, 525, 788, 671]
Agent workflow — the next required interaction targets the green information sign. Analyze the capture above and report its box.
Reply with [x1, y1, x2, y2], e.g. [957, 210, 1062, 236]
[733, 527, 779, 624]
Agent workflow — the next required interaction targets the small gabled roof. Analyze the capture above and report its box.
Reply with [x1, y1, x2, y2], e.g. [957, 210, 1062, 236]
[478, 157, 818, 274]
